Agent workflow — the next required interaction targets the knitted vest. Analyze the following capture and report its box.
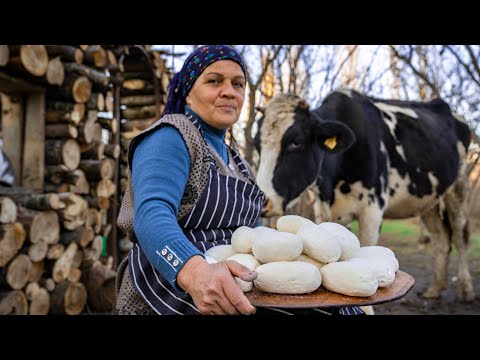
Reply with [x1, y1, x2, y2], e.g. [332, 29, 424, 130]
[117, 113, 254, 243]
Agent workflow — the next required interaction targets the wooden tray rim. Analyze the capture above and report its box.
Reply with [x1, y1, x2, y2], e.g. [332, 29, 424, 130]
[245, 270, 415, 308]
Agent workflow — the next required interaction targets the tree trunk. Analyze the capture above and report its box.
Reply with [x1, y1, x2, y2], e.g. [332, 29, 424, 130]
[8, 45, 49, 77]
[46, 102, 85, 125]
[83, 235, 103, 262]
[83, 46, 107, 68]
[80, 142, 105, 160]
[45, 138, 81, 171]
[104, 144, 121, 159]
[46, 56, 65, 85]
[25, 282, 50, 315]
[61, 227, 94, 248]
[0, 45, 9, 66]
[95, 179, 116, 198]
[47, 244, 65, 260]
[0, 290, 28, 315]
[45, 45, 83, 64]
[50, 281, 87, 315]
[120, 94, 156, 106]
[28, 260, 44, 283]
[57, 193, 89, 221]
[0, 222, 26, 267]
[22, 92, 45, 190]
[85, 208, 103, 234]
[78, 111, 102, 145]
[46, 123, 78, 139]
[105, 90, 114, 113]
[83, 261, 116, 312]
[6, 192, 62, 211]
[64, 62, 109, 87]
[0, 196, 17, 224]
[28, 241, 48, 262]
[121, 104, 158, 119]
[85, 196, 110, 210]
[87, 92, 105, 111]
[67, 268, 82, 283]
[79, 159, 114, 181]
[67, 169, 90, 195]
[17, 207, 60, 244]
[57, 75, 92, 104]
[42, 278, 56, 292]
[120, 117, 157, 132]
[6, 254, 32, 290]
[52, 242, 78, 283]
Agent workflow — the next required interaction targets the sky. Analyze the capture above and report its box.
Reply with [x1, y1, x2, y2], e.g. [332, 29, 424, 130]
[152, 45, 479, 138]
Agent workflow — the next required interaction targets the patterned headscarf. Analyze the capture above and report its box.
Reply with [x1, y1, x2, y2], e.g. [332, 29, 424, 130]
[162, 45, 247, 116]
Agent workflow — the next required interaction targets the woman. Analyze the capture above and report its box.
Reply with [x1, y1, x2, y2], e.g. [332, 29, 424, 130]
[115, 45, 364, 315]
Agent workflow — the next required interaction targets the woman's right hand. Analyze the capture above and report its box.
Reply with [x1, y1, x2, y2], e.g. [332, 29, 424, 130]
[177, 255, 257, 315]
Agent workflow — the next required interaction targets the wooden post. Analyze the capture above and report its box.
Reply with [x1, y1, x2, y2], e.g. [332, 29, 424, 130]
[108, 85, 121, 267]
[22, 92, 45, 190]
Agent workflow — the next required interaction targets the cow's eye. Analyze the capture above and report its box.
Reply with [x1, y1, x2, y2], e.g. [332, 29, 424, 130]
[286, 142, 301, 152]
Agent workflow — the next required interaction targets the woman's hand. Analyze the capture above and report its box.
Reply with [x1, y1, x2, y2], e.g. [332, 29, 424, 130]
[177, 255, 257, 315]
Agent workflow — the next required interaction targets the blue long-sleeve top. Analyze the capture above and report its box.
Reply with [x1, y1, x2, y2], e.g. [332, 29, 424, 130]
[132, 110, 259, 290]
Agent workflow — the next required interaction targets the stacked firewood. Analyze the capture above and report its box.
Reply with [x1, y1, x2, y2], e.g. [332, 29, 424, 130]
[0, 45, 171, 314]
[114, 46, 171, 258]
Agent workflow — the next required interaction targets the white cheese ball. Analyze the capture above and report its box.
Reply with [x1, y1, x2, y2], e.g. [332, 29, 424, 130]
[296, 223, 341, 263]
[355, 246, 396, 259]
[352, 253, 399, 272]
[320, 261, 378, 297]
[345, 257, 396, 287]
[276, 215, 315, 234]
[253, 226, 279, 237]
[204, 245, 237, 262]
[254, 261, 322, 294]
[231, 226, 256, 253]
[252, 230, 303, 263]
[318, 222, 360, 260]
[205, 255, 218, 264]
[227, 253, 261, 292]
[294, 254, 326, 272]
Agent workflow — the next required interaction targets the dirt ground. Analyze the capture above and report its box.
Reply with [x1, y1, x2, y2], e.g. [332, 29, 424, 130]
[372, 232, 480, 315]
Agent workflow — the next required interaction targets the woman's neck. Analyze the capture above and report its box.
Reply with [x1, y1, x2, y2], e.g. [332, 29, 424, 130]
[185, 106, 229, 163]
[185, 106, 227, 138]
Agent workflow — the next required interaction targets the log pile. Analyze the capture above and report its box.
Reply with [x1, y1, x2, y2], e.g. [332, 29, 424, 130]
[115, 45, 171, 258]
[0, 45, 172, 314]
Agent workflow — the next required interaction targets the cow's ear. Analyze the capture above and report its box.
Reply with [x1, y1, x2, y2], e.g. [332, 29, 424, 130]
[314, 121, 356, 153]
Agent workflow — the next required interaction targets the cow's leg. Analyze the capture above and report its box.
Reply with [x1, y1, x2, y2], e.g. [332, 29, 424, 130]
[356, 206, 383, 316]
[420, 204, 450, 298]
[358, 206, 383, 246]
[444, 179, 475, 302]
[313, 197, 331, 224]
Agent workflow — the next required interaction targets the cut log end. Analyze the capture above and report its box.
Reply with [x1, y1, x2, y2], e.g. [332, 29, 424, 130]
[20, 45, 49, 77]
[0, 291, 28, 315]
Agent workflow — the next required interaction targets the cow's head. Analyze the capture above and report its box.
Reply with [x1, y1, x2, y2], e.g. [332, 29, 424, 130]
[254, 93, 355, 217]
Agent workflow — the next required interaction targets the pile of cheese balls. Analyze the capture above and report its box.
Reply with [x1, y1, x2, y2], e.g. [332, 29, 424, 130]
[205, 215, 399, 297]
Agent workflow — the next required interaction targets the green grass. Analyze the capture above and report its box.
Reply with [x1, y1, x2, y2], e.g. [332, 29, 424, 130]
[471, 232, 480, 258]
[348, 219, 480, 258]
[348, 219, 419, 238]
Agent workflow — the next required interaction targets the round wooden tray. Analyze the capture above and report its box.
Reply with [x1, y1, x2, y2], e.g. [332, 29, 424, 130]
[245, 270, 415, 308]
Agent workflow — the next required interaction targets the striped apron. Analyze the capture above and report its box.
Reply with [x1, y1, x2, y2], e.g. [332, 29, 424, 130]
[127, 117, 364, 316]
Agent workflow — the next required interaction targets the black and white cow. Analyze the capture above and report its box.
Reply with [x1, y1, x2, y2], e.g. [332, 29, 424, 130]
[254, 88, 474, 301]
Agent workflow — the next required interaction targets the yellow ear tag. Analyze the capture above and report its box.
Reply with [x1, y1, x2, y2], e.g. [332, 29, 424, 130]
[324, 136, 337, 150]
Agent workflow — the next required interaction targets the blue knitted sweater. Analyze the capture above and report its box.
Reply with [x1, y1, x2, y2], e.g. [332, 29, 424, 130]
[131, 110, 258, 289]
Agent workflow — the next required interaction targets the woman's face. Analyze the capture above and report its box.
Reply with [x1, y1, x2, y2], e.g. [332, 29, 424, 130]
[186, 60, 246, 130]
